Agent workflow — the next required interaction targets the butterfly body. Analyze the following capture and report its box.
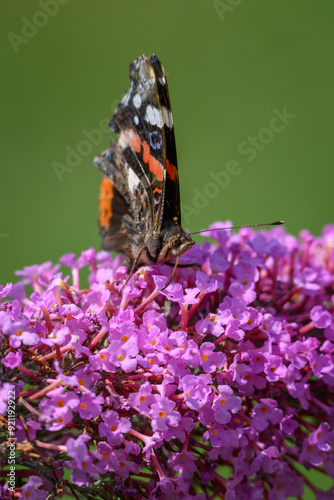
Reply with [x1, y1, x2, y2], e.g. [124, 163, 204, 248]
[94, 54, 194, 275]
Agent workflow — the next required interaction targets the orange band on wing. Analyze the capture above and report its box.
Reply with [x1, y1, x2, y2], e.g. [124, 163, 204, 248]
[166, 159, 178, 181]
[149, 154, 164, 182]
[124, 130, 164, 183]
[143, 141, 150, 164]
[123, 129, 141, 153]
[99, 177, 114, 230]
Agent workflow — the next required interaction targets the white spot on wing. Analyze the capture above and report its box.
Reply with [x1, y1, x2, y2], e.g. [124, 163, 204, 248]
[128, 167, 140, 189]
[133, 94, 142, 108]
[158, 75, 166, 85]
[162, 106, 173, 129]
[118, 131, 128, 148]
[134, 115, 139, 125]
[145, 105, 163, 128]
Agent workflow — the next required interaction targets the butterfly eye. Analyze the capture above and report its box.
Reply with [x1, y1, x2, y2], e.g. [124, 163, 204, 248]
[170, 235, 181, 249]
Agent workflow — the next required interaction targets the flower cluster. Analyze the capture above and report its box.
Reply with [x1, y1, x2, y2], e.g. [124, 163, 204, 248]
[1, 223, 334, 499]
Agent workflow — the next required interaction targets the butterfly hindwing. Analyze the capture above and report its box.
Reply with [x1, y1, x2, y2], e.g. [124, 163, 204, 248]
[94, 140, 151, 252]
[98, 176, 130, 253]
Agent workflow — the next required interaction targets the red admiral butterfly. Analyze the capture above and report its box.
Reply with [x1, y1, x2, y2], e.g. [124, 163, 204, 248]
[94, 54, 283, 287]
[94, 54, 194, 285]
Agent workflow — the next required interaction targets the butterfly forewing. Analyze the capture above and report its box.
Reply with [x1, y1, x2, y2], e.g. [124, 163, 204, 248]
[109, 55, 183, 233]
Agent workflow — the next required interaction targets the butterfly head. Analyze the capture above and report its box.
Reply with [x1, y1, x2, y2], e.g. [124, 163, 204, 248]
[158, 224, 195, 263]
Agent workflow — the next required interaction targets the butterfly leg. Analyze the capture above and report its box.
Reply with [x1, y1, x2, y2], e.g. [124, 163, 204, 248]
[121, 243, 159, 292]
[120, 245, 149, 292]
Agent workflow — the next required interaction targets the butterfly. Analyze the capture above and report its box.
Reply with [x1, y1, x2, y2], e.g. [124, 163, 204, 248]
[93, 55, 283, 288]
[94, 54, 195, 286]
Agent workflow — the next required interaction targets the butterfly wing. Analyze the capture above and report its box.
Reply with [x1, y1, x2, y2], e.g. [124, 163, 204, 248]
[94, 54, 185, 265]
[148, 55, 181, 228]
[109, 54, 181, 234]
[94, 140, 151, 252]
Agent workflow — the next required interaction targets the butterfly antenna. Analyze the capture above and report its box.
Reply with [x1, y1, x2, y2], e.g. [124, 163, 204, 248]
[189, 220, 284, 236]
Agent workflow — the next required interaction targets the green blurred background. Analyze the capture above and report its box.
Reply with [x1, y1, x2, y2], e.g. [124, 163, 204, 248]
[1, 2, 333, 497]
[1, 0, 333, 288]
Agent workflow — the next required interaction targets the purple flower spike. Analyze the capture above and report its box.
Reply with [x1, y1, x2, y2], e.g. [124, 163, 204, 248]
[1, 223, 334, 498]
